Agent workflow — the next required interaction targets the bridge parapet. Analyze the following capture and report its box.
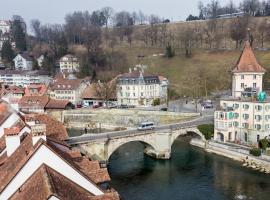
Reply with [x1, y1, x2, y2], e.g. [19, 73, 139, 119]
[70, 126, 206, 162]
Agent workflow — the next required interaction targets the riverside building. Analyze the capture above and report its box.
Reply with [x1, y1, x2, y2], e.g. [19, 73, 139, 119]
[214, 40, 269, 146]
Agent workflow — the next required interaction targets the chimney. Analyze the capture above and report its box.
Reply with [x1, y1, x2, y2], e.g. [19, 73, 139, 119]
[31, 124, 46, 146]
[5, 127, 21, 157]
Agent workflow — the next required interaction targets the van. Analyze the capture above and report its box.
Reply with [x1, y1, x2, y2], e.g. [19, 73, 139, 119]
[137, 122, 155, 131]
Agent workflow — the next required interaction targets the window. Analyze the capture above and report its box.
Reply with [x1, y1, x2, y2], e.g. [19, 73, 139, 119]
[255, 115, 262, 121]
[241, 83, 244, 88]
[253, 75, 257, 80]
[243, 114, 249, 120]
[234, 104, 239, 109]
[256, 105, 263, 111]
[241, 75, 244, 79]
[253, 83, 257, 88]
[242, 123, 248, 129]
[234, 113, 239, 119]
[233, 122, 239, 127]
[244, 133, 248, 142]
[243, 104, 249, 110]
[257, 135, 260, 142]
[255, 124, 262, 130]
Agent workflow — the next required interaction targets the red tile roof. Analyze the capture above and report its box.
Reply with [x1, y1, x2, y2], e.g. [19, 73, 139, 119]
[0, 135, 120, 199]
[19, 96, 49, 110]
[51, 78, 85, 90]
[24, 114, 68, 141]
[4, 127, 20, 136]
[232, 41, 266, 73]
[45, 99, 70, 109]
[24, 84, 47, 96]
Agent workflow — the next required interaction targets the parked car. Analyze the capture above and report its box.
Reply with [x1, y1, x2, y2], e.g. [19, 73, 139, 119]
[203, 103, 213, 109]
[160, 107, 168, 111]
[76, 104, 82, 108]
[119, 104, 128, 109]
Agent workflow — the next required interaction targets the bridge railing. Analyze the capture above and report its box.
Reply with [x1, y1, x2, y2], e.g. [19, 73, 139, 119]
[67, 116, 213, 145]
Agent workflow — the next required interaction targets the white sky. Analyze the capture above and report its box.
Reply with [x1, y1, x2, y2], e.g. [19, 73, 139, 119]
[0, 0, 244, 25]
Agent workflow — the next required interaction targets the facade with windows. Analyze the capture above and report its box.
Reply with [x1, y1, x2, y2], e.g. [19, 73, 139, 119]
[59, 54, 80, 73]
[214, 100, 270, 145]
[214, 41, 268, 146]
[116, 69, 168, 106]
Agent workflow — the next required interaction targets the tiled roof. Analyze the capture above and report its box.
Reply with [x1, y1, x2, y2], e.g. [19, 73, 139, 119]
[51, 78, 85, 90]
[0, 135, 119, 199]
[59, 54, 78, 62]
[24, 84, 47, 96]
[0, 86, 25, 96]
[10, 164, 96, 200]
[4, 127, 20, 136]
[24, 114, 68, 141]
[19, 96, 49, 109]
[45, 99, 70, 109]
[232, 41, 266, 73]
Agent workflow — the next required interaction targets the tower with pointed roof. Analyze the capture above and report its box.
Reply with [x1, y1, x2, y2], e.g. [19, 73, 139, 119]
[231, 41, 266, 98]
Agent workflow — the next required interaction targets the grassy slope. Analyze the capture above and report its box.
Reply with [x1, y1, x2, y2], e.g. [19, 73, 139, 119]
[115, 45, 270, 97]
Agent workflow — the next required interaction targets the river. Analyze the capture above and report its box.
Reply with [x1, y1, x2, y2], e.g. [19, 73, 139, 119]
[108, 139, 270, 200]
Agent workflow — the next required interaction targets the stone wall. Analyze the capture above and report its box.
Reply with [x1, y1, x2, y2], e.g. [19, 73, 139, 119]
[63, 109, 198, 128]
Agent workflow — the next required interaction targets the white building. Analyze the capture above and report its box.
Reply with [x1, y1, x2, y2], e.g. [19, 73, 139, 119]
[13, 53, 33, 71]
[214, 41, 269, 146]
[36, 55, 44, 67]
[0, 113, 120, 199]
[59, 54, 80, 73]
[116, 68, 168, 106]
[49, 76, 88, 105]
[0, 20, 11, 34]
[0, 70, 52, 87]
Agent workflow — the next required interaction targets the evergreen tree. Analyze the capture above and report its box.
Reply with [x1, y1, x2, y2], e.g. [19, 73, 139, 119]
[12, 20, 27, 51]
[165, 44, 175, 58]
[1, 41, 14, 63]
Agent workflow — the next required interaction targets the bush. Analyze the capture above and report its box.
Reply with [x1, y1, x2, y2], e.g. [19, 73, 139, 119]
[249, 148, 261, 157]
[259, 139, 269, 150]
[152, 98, 160, 106]
[197, 124, 214, 140]
[165, 44, 175, 58]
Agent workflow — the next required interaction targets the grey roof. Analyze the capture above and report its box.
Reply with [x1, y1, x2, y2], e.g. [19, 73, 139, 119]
[0, 70, 50, 76]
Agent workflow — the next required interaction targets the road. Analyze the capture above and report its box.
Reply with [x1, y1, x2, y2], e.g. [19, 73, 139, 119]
[67, 115, 214, 145]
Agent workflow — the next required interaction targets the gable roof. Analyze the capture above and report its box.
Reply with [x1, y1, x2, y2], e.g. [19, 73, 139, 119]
[24, 84, 47, 96]
[19, 96, 49, 110]
[232, 41, 266, 73]
[0, 134, 118, 199]
[51, 78, 85, 90]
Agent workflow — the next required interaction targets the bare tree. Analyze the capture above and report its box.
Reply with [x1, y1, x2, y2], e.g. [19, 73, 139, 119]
[229, 16, 249, 48]
[101, 7, 114, 28]
[93, 80, 116, 108]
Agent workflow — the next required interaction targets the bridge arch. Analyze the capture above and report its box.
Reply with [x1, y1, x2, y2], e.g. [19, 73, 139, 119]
[170, 127, 206, 147]
[107, 139, 157, 161]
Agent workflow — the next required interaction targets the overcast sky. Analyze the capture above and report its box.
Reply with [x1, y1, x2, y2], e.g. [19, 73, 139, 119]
[1, 0, 243, 26]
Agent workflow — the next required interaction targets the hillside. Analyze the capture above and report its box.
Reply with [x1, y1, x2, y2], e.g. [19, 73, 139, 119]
[107, 16, 270, 98]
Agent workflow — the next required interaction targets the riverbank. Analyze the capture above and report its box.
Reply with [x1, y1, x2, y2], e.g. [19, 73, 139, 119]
[190, 139, 270, 174]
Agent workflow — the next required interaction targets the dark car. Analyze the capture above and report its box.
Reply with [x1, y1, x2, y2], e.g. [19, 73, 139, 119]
[119, 104, 128, 109]
[203, 103, 213, 109]
[160, 107, 168, 111]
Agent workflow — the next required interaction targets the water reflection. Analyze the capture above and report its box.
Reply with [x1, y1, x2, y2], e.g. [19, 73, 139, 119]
[108, 139, 270, 200]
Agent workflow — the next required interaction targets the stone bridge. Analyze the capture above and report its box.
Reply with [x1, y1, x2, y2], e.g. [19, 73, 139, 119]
[68, 126, 206, 162]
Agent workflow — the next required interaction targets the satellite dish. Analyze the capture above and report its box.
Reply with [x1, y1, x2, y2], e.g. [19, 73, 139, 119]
[257, 91, 267, 102]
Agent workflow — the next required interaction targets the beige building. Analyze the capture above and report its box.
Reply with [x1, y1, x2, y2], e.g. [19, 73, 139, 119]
[116, 68, 168, 106]
[49, 76, 88, 105]
[59, 54, 80, 73]
[214, 41, 269, 146]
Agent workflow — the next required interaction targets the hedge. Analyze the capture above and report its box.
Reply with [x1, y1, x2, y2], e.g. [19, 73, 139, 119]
[249, 148, 261, 157]
[197, 124, 214, 140]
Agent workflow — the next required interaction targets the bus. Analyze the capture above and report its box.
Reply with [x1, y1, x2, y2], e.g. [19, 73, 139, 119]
[137, 122, 155, 131]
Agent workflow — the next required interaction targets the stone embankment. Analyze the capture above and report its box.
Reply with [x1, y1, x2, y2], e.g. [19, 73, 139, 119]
[62, 109, 198, 129]
[190, 139, 270, 174]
